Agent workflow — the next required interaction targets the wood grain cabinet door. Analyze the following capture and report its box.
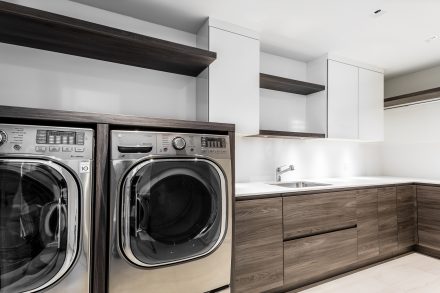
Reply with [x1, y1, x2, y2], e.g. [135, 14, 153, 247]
[357, 189, 379, 260]
[283, 191, 357, 239]
[284, 228, 358, 287]
[397, 185, 417, 248]
[234, 198, 283, 293]
[378, 187, 398, 255]
[417, 185, 440, 250]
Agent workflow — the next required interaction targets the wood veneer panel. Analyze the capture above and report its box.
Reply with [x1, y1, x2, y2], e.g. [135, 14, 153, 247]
[397, 185, 417, 248]
[0, 105, 234, 133]
[283, 228, 358, 287]
[283, 191, 357, 240]
[384, 87, 440, 108]
[234, 198, 283, 293]
[357, 188, 379, 260]
[0, 1, 216, 76]
[92, 124, 109, 293]
[378, 187, 398, 255]
[260, 73, 325, 95]
[417, 185, 440, 250]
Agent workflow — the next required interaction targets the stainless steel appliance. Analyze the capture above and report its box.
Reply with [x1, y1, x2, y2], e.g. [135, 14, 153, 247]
[0, 124, 93, 293]
[109, 130, 232, 293]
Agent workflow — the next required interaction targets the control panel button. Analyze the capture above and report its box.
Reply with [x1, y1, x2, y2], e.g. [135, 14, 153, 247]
[172, 137, 186, 150]
[35, 146, 46, 152]
[13, 144, 21, 151]
[75, 147, 85, 152]
[62, 146, 73, 152]
[0, 130, 7, 146]
[49, 146, 60, 152]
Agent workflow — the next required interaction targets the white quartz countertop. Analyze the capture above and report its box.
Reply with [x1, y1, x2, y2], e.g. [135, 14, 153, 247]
[235, 176, 440, 198]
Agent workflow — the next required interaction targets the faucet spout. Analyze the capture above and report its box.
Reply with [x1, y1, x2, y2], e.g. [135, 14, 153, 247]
[276, 164, 295, 182]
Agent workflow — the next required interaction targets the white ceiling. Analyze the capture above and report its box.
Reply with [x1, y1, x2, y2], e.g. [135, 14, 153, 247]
[73, 0, 440, 78]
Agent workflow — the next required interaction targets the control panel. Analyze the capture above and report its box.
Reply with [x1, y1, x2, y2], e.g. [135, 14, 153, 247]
[111, 130, 231, 160]
[0, 124, 94, 160]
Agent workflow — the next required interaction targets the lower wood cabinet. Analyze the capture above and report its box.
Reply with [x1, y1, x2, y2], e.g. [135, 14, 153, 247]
[234, 184, 418, 292]
[417, 185, 440, 250]
[284, 228, 358, 287]
[234, 197, 283, 293]
[378, 187, 398, 254]
[397, 185, 417, 248]
[357, 189, 379, 260]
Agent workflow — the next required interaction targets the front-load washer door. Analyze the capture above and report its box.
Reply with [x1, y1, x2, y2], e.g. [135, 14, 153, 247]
[119, 158, 227, 267]
[0, 159, 80, 293]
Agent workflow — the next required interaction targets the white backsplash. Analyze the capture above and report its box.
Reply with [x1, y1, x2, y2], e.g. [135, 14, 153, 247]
[236, 136, 382, 182]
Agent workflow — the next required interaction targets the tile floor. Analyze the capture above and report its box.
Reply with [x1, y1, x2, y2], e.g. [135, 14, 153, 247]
[302, 253, 440, 293]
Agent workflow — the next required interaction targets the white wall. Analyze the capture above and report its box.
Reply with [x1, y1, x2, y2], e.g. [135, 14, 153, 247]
[382, 64, 440, 179]
[260, 52, 308, 132]
[385, 64, 440, 98]
[0, 0, 197, 120]
[0, 1, 385, 182]
[236, 136, 382, 182]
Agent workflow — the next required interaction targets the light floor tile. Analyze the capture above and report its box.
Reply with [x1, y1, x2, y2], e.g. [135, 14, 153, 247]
[301, 253, 440, 293]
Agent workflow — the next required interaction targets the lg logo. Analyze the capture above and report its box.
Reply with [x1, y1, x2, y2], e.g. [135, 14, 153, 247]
[80, 161, 90, 173]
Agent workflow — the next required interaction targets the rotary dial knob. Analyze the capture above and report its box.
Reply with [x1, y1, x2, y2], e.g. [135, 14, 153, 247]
[172, 137, 186, 150]
[0, 130, 7, 146]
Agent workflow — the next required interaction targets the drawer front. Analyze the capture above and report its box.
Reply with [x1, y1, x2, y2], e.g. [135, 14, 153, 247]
[234, 198, 283, 293]
[283, 191, 357, 239]
[284, 228, 358, 287]
[378, 187, 398, 255]
[357, 188, 379, 260]
[397, 185, 417, 248]
[417, 185, 440, 249]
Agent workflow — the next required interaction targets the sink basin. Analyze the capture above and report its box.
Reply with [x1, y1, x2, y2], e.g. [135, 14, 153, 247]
[269, 181, 331, 188]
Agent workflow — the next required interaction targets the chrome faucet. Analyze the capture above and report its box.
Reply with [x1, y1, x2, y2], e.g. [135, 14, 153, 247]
[276, 164, 295, 182]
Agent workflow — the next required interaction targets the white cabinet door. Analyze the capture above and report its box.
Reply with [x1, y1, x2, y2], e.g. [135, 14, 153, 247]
[327, 60, 359, 139]
[359, 68, 384, 141]
[208, 27, 260, 135]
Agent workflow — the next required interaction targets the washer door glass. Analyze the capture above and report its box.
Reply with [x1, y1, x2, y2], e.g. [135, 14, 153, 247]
[120, 159, 226, 267]
[0, 161, 72, 293]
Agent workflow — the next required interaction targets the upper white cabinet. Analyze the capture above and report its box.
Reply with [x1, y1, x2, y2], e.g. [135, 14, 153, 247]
[328, 60, 359, 139]
[359, 68, 384, 141]
[326, 58, 384, 141]
[196, 19, 260, 135]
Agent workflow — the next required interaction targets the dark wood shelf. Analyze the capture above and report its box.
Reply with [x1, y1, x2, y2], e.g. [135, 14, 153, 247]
[249, 129, 326, 139]
[384, 87, 440, 108]
[0, 1, 216, 76]
[0, 105, 235, 133]
[260, 73, 325, 95]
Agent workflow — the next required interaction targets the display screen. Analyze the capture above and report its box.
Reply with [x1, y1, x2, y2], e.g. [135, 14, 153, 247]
[201, 137, 226, 148]
[36, 130, 84, 145]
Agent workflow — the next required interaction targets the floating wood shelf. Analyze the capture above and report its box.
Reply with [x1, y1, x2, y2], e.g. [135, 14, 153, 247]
[0, 1, 216, 76]
[384, 87, 440, 108]
[260, 73, 325, 95]
[249, 129, 326, 139]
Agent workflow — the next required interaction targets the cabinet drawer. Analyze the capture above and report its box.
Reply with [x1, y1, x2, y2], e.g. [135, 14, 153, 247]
[283, 191, 357, 239]
[284, 228, 358, 287]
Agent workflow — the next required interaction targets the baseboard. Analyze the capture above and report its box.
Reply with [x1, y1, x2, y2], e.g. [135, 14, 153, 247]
[415, 244, 440, 259]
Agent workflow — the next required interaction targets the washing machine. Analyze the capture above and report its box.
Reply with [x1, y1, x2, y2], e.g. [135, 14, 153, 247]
[0, 124, 93, 293]
[109, 130, 232, 293]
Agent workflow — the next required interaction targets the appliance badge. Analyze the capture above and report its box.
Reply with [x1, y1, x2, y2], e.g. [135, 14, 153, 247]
[80, 161, 90, 173]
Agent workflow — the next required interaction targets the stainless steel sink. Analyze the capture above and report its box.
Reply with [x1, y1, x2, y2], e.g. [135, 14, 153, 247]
[269, 181, 331, 188]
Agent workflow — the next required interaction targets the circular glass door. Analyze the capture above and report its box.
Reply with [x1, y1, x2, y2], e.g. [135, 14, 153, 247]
[119, 159, 227, 267]
[0, 160, 79, 293]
